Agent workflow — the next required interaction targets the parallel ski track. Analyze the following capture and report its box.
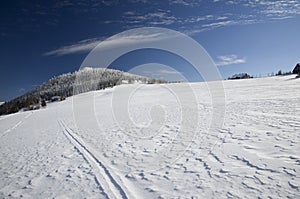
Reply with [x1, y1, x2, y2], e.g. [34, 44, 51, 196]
[58, 120, 129, 199]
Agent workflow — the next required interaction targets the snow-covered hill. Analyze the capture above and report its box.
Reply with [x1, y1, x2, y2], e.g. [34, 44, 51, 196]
[0, 75, 299, 198]
[0, 67, 163, 116]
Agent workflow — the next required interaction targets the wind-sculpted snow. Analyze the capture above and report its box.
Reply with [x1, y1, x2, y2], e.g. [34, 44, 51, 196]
[0, 75, 300, 198]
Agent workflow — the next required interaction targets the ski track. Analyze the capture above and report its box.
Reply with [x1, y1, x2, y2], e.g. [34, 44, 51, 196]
[1, 112, 33, 137]
[1, 76, 300, 198]
[58, 119, 129, 199]
[0, 108, 108, 198]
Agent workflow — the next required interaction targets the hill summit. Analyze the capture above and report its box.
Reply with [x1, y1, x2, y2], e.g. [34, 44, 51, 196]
[0, 67, 165, 115]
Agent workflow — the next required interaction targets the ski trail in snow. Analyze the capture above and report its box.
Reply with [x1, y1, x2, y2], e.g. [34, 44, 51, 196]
[58, 120, 130, 199]
[1, 112, 33, 137]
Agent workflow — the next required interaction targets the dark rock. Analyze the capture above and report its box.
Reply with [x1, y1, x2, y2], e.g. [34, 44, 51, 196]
[292, 63, 300, 75]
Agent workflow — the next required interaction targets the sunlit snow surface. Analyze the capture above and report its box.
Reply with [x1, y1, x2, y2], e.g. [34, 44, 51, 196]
[1, 75, 300, 198]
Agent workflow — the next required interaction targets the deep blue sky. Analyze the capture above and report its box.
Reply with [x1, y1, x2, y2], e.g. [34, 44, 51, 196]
[1, 0, 300, 101]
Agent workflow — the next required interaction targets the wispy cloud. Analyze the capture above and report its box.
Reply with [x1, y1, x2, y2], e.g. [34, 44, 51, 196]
[168, 0, 203, 6]
[44, 37, 105, 56]
[157, 69, 180, 74]
[241, 0, 300, 18]
[129, 63, 185, 82]
[201, 18, 258, 30]
[123, 10, 177, 25]
[44, 29, 179, 56]
[43, 0, 300, 56]
[169, 0, 192, 6]
[94, 28, 186, 51]
[136, 68, 180, 75]
[215, 55, 246, 66]
[202, 20, 237, 28]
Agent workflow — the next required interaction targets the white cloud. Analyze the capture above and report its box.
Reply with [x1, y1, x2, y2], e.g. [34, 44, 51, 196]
[242, 0, 300, 18]
[169, 0, 190, 6]
[44, 29, 179, 56]
[44, 0, 300, 57]
[202, 20, 237, 28]
[215, 55, 246, 66]
[44, 37, 105, 56]
[121, 0, 300, 34]
[168, 0, 202, 6]
[123, 11, 176, 25]
[158, 69, 181, 74]
[129, 63, 185, 82]
[199, 18, 258, 31]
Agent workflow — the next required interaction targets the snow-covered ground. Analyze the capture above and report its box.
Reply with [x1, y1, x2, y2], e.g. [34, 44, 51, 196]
[1, 75, 300, 198]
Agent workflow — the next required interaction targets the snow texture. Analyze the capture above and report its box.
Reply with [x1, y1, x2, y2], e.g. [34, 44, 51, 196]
[0, 75, 300, 198]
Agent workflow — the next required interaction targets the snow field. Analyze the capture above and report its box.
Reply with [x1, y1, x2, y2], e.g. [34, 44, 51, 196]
[1, 75, 300, 198]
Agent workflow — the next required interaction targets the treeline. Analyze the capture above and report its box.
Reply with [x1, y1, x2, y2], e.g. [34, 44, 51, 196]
[0, 67, 164, 116]
[228, 63, 300, 80]
[228, 73, 253, 80]
[0, 94, 40, 115]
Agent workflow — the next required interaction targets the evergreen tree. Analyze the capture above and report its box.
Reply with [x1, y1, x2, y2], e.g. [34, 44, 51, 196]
[276, 70, 282, 76]
[41, 99, 46, 107]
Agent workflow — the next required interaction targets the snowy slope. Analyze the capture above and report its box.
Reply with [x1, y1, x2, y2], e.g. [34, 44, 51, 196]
[0, 75, 300, 198]
[0, 67, 154, 116]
